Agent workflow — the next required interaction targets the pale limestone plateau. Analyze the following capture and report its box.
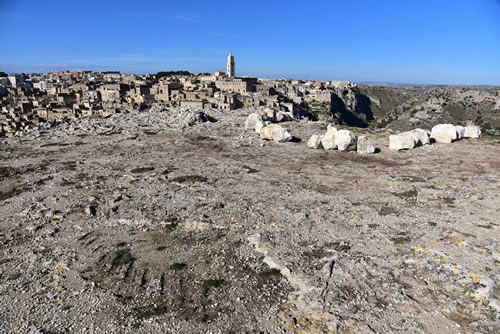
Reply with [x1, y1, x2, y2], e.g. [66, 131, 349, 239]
[0, 107, 499, 333]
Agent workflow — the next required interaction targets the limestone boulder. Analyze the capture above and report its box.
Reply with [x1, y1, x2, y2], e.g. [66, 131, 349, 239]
[307, 135, 323, 149]
[413, 128, 430, 146]
[245, 113, 263, 131]
[356, 136, 375, 154]
[265, 109, 276, 121]
[389, 132, 417, 150]
[431, 124, 458, 144]
[260, 124, 292, 143]
[464, 125, 481, 138]
[320, 125, 337, 150]
[276, 111, 293, 122]
[455, 126, 465, 140]
[254, 120, 265, 133]
[334, 129, 357, 151]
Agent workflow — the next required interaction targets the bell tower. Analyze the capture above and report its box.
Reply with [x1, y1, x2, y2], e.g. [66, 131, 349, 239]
[227, 51, 235, 78]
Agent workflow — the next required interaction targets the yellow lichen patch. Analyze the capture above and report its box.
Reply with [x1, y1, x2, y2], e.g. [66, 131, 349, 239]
[434, 194, 443, 199]
[455, 240, 463, 245]
[386, 228, 393, 233]
[55, 263, 65, 271]
[386, 180, 401, 188]
[412, 246, 428, 255]
[451, 264, 460, 275]
[479, 250, 485, 254]
[431, 179, 438, 184]
[472, 273, 481, 284]
[441, 255, 448, 262]
[343, 211, 359, 221]
[469, 289, 485, 300]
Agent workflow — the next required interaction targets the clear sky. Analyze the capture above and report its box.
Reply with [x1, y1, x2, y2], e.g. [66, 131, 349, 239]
[1, 0, 500, 85]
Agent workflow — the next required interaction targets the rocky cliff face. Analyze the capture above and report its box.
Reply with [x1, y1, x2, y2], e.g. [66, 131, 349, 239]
[334, 85, 500, 135]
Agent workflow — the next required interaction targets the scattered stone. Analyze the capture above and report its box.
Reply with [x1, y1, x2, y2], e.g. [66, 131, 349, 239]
[85, 206, 97, 217]
[260, 124, 292, 143]
[254, 120, 265, 133]
[455, 126, 465, 140]
[276, 111, 293, 122]
[413, 128, 430, 146]
[320, 126, 337, 150]
[431, 124, 458, 144]
[307, 135, 323, 149]
[389, 132, 417, 150]
[356, 136, 375, 154]
[334, 129, 357, 151]
[265, 108, 276, 121]
[244, 113, 263, 131]
[464, 125, 481, 138]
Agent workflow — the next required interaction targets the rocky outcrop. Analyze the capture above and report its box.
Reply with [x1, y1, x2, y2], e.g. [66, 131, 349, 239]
[257, 108, 293, 123]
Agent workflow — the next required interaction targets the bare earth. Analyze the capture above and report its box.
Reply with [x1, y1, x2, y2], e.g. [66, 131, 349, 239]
[0, 108, 499, 333]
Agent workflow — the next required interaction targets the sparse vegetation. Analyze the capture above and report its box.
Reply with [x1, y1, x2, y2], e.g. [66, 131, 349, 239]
[111, 248, 134, 268]
[199, 279, 226, 298]
[156, 71, 192, 79]
[169, 262, 187, 270]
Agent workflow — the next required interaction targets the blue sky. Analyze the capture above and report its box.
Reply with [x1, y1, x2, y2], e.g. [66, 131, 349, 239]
[1, 0, 499, 85]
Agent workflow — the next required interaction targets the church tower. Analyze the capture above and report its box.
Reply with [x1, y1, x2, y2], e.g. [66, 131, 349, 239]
[227, 51, 235, 78]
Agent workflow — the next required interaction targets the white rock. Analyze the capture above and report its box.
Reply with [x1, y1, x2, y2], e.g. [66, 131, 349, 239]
[254, 120, 265, 133]
[431, 124, 458, 143]
[356, 136, 375, 154]
[334, 129, 357, 151]
[320, 125, 337, 150]
[260, 124, 292, 143]
[244, 113, 263, 130]
[455, 126, 465, 140]
[413, 128, 430, 146]
[464, 125, 481, 138]
[389, 132, 416, 150]
[266, 109, 276, 121]
[307, 135, 323, 149]
[276, 111, 293, 122]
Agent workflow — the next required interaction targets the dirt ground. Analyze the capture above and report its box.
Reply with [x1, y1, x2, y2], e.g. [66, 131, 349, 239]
[0, 109, 499, 333]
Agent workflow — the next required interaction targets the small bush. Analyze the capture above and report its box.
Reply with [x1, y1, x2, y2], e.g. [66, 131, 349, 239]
[111, 248, 134, 268]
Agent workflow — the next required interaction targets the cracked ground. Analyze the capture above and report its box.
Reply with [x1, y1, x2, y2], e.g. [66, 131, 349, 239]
[0, 109, 499, 333]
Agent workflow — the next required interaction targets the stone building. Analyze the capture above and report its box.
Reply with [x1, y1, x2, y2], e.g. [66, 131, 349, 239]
[98, 84, 129, 103]
[215, 77, 257, 94]
[155, 80, 183, 102]
[227, 51, 235, 78]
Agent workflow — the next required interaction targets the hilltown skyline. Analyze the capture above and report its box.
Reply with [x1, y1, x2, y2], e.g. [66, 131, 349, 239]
[1, 1, 500, 85]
